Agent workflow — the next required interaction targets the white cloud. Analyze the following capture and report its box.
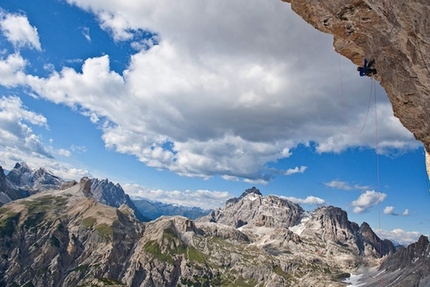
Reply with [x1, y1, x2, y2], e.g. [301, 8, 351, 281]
[383, 206, 395, 215]
[0, 96, 93, 181]
[351, 190, 386, 213]
[0, 53, 28, 87]
[384, 205, 410, 216]
[282, 195, 325, 205]
[284, 166, 307, 176]
[58, 148, 72, 157]
[123, 183, 232, 209]
[0, 95, 51, 158]
[324, 179, 372, 191]
[0, 0, 421, 182]
[81, 26, 91, 42]
[325, 179, 353, 190]
[0, 11, 41, 51]
[375, 228, 425, 246]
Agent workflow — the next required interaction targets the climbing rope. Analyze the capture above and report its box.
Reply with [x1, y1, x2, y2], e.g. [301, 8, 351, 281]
[337, 54, 374, 135]
[337, 55, 384, 286]
[372, 78, 384, 287]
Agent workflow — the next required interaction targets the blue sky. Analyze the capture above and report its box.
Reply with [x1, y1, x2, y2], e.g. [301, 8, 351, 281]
[0, 0, 428, 245]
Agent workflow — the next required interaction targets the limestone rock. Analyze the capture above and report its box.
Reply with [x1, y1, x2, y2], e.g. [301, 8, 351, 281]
[90, 178, 149, 222]
[363, 235, 430, 286]
[78, 176, 92, 197]
[7, 162, 63, 192]
[283, 0, 430, 178]
[200, 189, 304, 228]
[0, 166, 29, 205]
[0, 186, 405, 286]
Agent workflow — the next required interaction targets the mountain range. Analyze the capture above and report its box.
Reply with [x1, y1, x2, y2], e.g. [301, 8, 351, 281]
[0, 164, 429, 286]
[132, 198, 211, 220]
[0, 162, 208, 222]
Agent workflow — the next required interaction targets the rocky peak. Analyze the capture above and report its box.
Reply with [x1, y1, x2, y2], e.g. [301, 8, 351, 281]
[200, 188, 303, 229]
[79, 177, 92, 197]
[283, 0, 430, 180]
[367, 235, 430, 286]
[384, 235, 430, 270]
[90, 178, 149, 222]
[301, 205, 357, 242]
[298, 205, 394, 258]
[0, 166, 29, 205]
[6, 162, 63, 192]
[7, 162, 32, 187]
[239, 186, 262, 198]
[225, 186, 263, 205]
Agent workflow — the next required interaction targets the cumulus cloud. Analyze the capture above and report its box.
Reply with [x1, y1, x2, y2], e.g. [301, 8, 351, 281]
[0, 96, 51, 158]
[384, 205, 409, 216]
[0, 96, 93, 180]
[123, 183, 232, 209]
[282, 195, 325, 206]
[0, 0, 420, 183]
[375, 228, 424, 246]
[0, 11, 41, 51]
[0, 53, 28, 87]
[351, 190, 386, 213]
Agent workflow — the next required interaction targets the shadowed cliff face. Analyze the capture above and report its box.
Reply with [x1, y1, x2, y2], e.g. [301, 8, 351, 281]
[283, 0, 430, 173]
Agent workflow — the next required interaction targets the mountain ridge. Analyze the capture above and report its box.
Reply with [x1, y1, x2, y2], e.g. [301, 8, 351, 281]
[0, 179, 427, 286]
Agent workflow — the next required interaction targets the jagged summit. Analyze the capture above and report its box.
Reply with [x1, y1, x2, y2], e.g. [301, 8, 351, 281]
[226, 186, 263, 205]
[239, 186, 262, 198]
[90, 178, 150, 222]
[6, 161, 63, 192]
[199, 189, 393, 260]
[202, 187, 303, 229]
[1, 182, 422, 286]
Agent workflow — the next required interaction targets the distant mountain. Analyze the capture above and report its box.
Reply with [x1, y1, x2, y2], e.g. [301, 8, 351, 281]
[90, 178, 150, 222]
[132, 198, 211, 220]
[0, 161, 61, 206]
[0, 166, 29, 205]
[360, 235, 430, 287]
[1, 183, 426, 286]
[204, 186, 303, 228]
[7, 162, 63, 192]
[199, 187, 395, 259]
[0, 162, 150, 221]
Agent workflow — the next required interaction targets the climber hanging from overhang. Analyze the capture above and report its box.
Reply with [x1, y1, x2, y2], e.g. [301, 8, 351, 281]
[357, 58, 377, 77]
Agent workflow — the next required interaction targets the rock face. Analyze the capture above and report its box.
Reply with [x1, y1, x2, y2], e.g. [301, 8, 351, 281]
[361, 235, 430, 286]
[202, 187, 304, 228]
[0, 163, 149, 222]
[283, 0, 430, 176]
[0, 180, 144, 287]
[0, 185, 397, 287]
[0, 166, 29, 205]
[7, 162, 63, 193]
[90, 178, 150, 222]
[298, 206, 395, 258]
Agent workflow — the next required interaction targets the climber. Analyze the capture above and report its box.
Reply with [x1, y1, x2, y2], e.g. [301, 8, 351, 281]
[357, 58, 377, 77]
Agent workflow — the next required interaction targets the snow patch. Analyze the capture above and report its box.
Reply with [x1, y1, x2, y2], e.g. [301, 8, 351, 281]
[343, 274, 365, 287]
[246, 193, 259, 201]
[289, 212, 311, 236]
